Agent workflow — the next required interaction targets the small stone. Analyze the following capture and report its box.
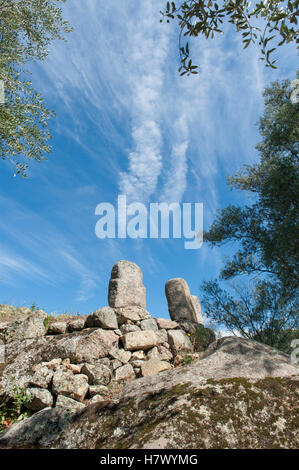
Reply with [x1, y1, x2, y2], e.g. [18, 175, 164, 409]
[115, 306, 148, 325]
[89, 385, 109, 398]
[68, 318, 85, 332]
[122, 330, 157, 351]
[109, 347, 132, 364]
[43, 358, 62, 370]
[85, 307, 118, 330]
[89, 395, 107, 405]
[131, 360, 145, 368]
[52, 369, 89, 402]
[30, 366, 53, 389]
[141, 359, 172, 377]
[47, 321, 67, 335]
[156, 318, 179, 330]
[66, 363, 81, 374]
[81, 363, 112, 386]
[114, 329, 122, 336]
[131, 350, 146, 360]
[26, 388, 54, 411]
[56, 395, 85, 412]
[167, 330, 193, 355]
[156, 329, 168, 344]
[140, 318, 158, 331]
[111, 359, 122, 370]
[120, 324, 141, 334]
[114, 363, 135, 382]
[147, 347, 160, 360]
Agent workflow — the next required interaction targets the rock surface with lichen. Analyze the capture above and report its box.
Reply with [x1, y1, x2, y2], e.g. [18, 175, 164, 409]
[0, 336, 298, 449]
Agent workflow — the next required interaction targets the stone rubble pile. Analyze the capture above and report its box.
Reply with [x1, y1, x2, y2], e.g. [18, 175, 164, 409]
[0, 261, 204, 415]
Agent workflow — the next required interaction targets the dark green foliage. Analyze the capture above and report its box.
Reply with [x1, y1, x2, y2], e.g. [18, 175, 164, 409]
[201, 76, 299, 352]
[205, 77, 299, 293]
[0, 0, 72, 176]
[161, 1, 299, 76]
[190, 324, 216, 351]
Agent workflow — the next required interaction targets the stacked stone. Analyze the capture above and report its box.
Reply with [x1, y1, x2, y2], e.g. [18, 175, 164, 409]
[17, 261, 194, 414]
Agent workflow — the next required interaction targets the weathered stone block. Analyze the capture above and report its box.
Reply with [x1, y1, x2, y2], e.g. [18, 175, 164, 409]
[122, 330, 157, 351]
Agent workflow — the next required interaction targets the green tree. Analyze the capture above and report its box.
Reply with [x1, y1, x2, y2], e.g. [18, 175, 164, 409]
[161, 1, 299, 76]
[201, 76, 299, 352]
[201, 280, 299, 352]
[0, 0, 72, 176]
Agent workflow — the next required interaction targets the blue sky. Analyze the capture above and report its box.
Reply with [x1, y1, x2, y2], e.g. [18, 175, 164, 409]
[0, 0, 297, 320]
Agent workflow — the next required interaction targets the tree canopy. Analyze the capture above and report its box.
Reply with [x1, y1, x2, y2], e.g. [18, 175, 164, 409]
[161, 1, 299, 76]
[201, 75, 299, 351]
[0, 0, 72, 176]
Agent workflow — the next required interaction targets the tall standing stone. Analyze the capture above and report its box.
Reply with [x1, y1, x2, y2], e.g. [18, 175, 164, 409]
[165, 278, 202, 324]
[108, 261, 146, 309]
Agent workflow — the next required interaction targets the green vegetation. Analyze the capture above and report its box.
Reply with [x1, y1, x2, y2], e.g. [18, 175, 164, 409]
[0, 386, 32, 433]
[161, 1, 299, 76]
[0, 0, 72, 176]
[201, 75, 299, 353]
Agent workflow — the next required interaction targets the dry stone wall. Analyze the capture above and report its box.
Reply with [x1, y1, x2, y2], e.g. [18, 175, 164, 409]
[0, 261, 203, 416]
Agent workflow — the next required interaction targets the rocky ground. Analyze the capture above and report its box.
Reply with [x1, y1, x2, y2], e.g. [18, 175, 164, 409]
[0, 261, 298, 449]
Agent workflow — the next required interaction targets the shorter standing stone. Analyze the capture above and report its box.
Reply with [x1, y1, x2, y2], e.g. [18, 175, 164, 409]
[85, 307, 118, 330]
[165, 278, 200, 323]
[122, 330, 157, 351]
[191, 296, 203, 324]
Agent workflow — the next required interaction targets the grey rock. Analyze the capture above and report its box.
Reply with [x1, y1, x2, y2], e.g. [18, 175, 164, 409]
[114, 363, 135, 382]
[191, 296, 203, 324]
[111, 359, 122, 370]
[141, 359, 172, 377]
[47, 321, 67, 335]
[4, 310, 48, 344]
[115, 306, 148, 325]
[120, 324, 141, 334]
[122, 330, 157, 351]
[55, 395, 86, 412]
[89, 385, 109, 398]
[81, 363, 112, 386]
[52, 370, 89, 402]
[167, 330, 193, 355]
[165, 278, 200, 323]
[108, 261, 146, 309]
[67, 317, 86, 332]
[85, 307, 118, 330]
[109, 347, 132, 364]
[140, 318, 158, 332]
[30, 366, 54, 389]
[0, 337, 298, 449]
[155, 329, 168, 344]
[156, 318, 179, 330]
[26, 388, 54, 411]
